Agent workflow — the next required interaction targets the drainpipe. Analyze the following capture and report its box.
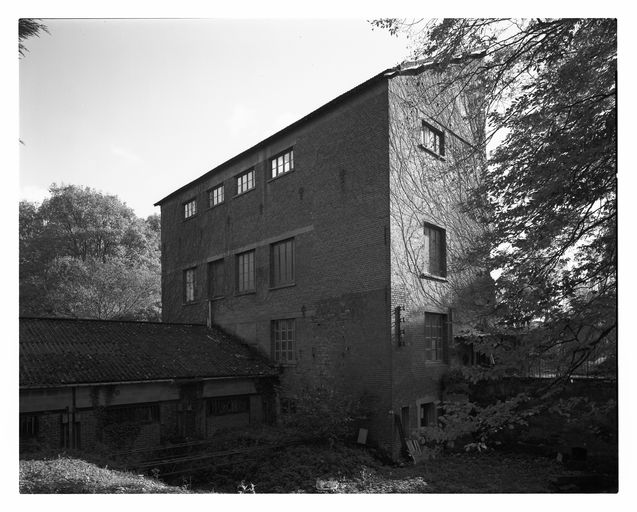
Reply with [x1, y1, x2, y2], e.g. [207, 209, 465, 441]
[70, 386, 77, 449]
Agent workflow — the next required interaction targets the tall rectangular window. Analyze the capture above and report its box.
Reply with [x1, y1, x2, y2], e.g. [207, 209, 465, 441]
[236, 169, 255, 195]
[270, 148, 294, 178]
[184, 267, 196, 302]
[270, 238, 295, 287]
[184, 198, 197, 219]
[421, 121, 445, 156]
[272, 319, 296, 363]
[424, 224, 446, 277]
[208, 184, 224, 207]
[424, 313, 445, 361]
[420, 402, 436, 427]
[236, 250, 255, 292]
[208, 259, 225, 298]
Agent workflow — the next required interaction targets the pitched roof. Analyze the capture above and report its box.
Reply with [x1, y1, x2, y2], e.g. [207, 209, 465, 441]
[20, 317, 277, 388]
[153, 53, 485, 207]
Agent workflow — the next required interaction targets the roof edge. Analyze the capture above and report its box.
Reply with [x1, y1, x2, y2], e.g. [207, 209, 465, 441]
[19, 316, 206, 327]
[154, 52, 486, 207]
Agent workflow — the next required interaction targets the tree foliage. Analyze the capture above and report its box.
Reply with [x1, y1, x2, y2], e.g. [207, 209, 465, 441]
[20, 184, 161, 320]
[376, 18, 616, 382]
[19, 18, 48, 57]
[374, 19, 616, 446]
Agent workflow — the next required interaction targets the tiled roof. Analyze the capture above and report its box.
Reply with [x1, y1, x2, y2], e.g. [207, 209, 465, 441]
[20, 318, 277, 388]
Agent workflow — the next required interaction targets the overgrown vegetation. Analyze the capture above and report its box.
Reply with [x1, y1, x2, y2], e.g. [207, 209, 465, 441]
[19, 456, 187, 494]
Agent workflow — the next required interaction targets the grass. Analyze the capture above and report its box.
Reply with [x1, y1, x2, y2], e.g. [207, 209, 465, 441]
[19, 456, 188, 494]
[20, 444, 616, 494]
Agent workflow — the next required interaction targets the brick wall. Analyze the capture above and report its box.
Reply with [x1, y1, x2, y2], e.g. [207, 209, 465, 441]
[159, 80, 395, 450]
[387, 70, 485, 458]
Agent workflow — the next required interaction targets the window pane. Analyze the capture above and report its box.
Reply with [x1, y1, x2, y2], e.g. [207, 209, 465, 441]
[273, 319, 295, 362]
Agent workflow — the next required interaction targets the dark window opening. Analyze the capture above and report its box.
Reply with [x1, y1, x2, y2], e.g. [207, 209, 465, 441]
[236, 250, 255, 292]
[207, 396, 250, 416]
[423, 224, 446, 277]
[270, 238, 295, 287]
[421, 121, 445, 156]
[208, 259, 225, 298]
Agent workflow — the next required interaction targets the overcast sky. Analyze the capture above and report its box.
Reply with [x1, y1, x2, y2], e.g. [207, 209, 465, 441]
[19, 18, 410, 218]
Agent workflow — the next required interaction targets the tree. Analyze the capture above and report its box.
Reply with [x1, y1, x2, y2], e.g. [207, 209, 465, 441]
[20, 184, 161, 320]
[374, 19, 616, 444]
[19, 18, 48, 57]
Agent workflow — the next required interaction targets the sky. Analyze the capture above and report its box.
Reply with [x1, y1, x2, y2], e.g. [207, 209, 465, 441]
[19, 18, 410, 218]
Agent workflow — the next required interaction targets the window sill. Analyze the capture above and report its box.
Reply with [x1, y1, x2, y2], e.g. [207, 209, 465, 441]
[418, 273, 448, 283]
[233, 188, 256, 199]
[274, 361, 298, 368]
[182, 301, 201, 306]
[182, 214, 199, 222]
[207, 202, 225, 211]
[267, 168, 295, 183]
[209, 295, 225, 302]
[424, 360, 447, 366]
[268, 282, 296, 291]
[234, 290, 256, 297]
[418, 144, 446, 161]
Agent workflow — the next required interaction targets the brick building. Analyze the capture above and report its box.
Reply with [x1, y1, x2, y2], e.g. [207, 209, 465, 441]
[155, 59, 485, 458]
[19, 318, 277, 452]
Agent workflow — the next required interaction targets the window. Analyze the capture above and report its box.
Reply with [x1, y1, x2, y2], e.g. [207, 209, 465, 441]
[270, 148, 294, 178]
[103, 404, 160, 424]
[236, 250, 255, 292]
[423, 224, 446, 277]
[272, 319, 296, 363]
[184, 198, 197, 219]
[208, 259, 225, 298]
[236, 169, 255, 195]
[421, 121, 445, 157]
[208, 184, 224, 207]
[420, 402, 436, 427]
[207, 396, 250, 416]
[20, 415, 39, 439]
[424, 313, 446, 362]
[270, 238, 295, 287]
[184, 267, 196, 302]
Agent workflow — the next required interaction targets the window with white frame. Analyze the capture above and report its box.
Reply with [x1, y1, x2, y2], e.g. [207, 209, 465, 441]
[20, 415, 39, 439]
[272, 318, 296, 363]
[236, 169, 255, 195]
[208, 184, 224, 207]
[183, 198, 197, 219]
[270, 148, 294, 178]
[236, 250, 255, 292]
[184, 267, 196, 302]
[424, 312, 446, 361]
[421, 121, 445, 157]
[423, 223, 446, 277]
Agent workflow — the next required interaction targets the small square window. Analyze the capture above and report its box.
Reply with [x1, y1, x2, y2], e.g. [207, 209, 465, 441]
[423, 223, 446, 277]
[236, 169, 255, 195]
[236, 250, 255, 293]
[421, 122, 445, 157]
[272, 319, 296, 363]
[208, 184, 224, 207]
[184, 267, 196, 302]
[183, 198, 197, 219]
[270, 238, 295, 287]
[270, 148, 294, 178]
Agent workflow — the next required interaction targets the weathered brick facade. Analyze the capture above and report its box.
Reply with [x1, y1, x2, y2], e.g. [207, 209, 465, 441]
[157, 62, 483, 458]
